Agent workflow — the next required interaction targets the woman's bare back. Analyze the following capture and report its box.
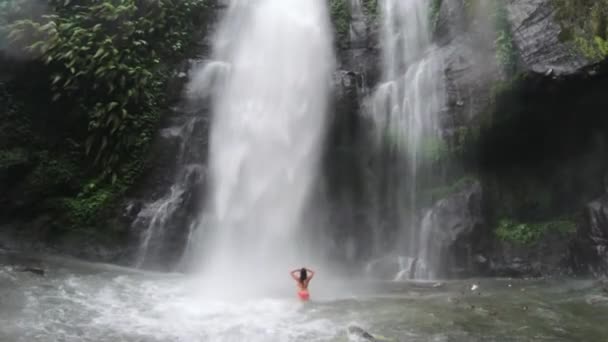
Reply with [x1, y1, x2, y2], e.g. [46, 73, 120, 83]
[291, 268, 314, 301]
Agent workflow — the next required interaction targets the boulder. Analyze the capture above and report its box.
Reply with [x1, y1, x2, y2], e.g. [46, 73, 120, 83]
[484, 231, 573, 278]
[423, 180, 484, 277]
[347, 326, 377, 342]
[18, 266, 45, 276]
[572, 195, 608, 276]
[505, 0, 591, 76]
[585, 196, 608, 243]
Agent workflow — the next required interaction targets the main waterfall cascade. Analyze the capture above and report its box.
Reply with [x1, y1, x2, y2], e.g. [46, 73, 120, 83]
[366, 0, 446, 279]
[185, 0, 335, 295]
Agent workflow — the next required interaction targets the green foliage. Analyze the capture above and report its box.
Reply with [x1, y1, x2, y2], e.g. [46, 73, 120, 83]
[493, 0, 517, 76]
[1, 0, 21, 48]
[496, 218, 576, 245]
[419, 136, 449, 164]
[363, 0, 378, 20]
[0, 148, 28, 169]
[554, 0, 608, 60]
[450, 125, 480, 157]
[7, 0, 208, 180]
[1, 0, 209, 229]
[28, 151, 78, 189]
[383, 131, 450, 164]
[329, 0, 351, 48]
[429, 0, 443, 33]
[61, 157, 144, 228]
[574, 35, 608, 60]
[62, 181, 115, 227]
[0, 82, 34, 146]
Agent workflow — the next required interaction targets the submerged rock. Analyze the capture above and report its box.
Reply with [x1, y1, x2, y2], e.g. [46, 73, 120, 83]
[347, 326, 377, 342]
[18, 266, 45, 276]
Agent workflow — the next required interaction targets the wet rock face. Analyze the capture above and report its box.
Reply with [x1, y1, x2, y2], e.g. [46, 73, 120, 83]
[0, 217, 131, 265]
[433, 0, 501, 140]
[434, 0, 467, 46]
[125, 95, 210, 271]
[434, 0, 597, 134]
[431, 181, 483, 242]
[337, 11, 380, 89]
[439, 38, 498, 130]
[586, 196, 608, 244]
[483, 232, 573, 278]
[573, 196, 608, 275]
[365, 255, 431, 280]
[505, 0, 590, 76]
[425, 181, 484, 277]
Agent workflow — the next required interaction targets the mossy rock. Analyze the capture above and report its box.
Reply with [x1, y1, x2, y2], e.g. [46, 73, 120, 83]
[495, 218, 576, 246]
[554, 0, 608, 61]
[329, 0, 351, 48]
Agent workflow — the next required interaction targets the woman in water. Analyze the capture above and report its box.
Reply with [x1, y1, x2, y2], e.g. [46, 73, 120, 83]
[290, 267, 314, 301]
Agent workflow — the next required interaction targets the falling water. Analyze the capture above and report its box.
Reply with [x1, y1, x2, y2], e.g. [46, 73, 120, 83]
[133, 107, 207, 270]
[187, 0, 334, 295]
[368, 0, 445, 279]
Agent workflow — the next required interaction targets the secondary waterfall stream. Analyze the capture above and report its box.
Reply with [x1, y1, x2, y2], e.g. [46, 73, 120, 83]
[186, 0, 334, 295]
[368, 0, 446, 279]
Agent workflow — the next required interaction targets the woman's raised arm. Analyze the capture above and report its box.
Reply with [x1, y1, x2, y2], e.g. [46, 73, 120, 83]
[306, 268, 315, 280]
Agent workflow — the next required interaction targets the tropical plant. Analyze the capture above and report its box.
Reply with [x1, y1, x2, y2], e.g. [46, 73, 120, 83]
[7, 0, 209, 180]
[1, 0, 209, 228]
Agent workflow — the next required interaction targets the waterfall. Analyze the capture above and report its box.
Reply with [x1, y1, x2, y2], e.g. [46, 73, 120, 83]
[132, 102, 207, 270]
[368, 0, 445, 279]
[186, 0, 334, 295]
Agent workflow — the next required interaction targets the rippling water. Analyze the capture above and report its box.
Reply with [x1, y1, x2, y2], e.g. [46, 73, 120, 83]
[1, 256, 607, 342]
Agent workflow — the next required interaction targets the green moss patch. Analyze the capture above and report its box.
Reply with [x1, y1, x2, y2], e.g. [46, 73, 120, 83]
[330, 0, 351, 48]
[496, 218, 576, 245]
[554, 0, 608, 61]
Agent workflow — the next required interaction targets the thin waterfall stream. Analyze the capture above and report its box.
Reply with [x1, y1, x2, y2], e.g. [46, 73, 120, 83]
[367, 0, 446, 280]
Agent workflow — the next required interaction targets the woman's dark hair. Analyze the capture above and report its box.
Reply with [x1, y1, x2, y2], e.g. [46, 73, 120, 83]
[299, 268, 307, 282]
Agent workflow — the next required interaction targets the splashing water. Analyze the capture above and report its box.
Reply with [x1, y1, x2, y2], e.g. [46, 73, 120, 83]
[2, 258, 608, 342]
[368, 0, 446, 279]
[186, 0, 335, 296]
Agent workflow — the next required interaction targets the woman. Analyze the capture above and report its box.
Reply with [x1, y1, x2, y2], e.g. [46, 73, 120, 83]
[290, 267, 315, 301]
